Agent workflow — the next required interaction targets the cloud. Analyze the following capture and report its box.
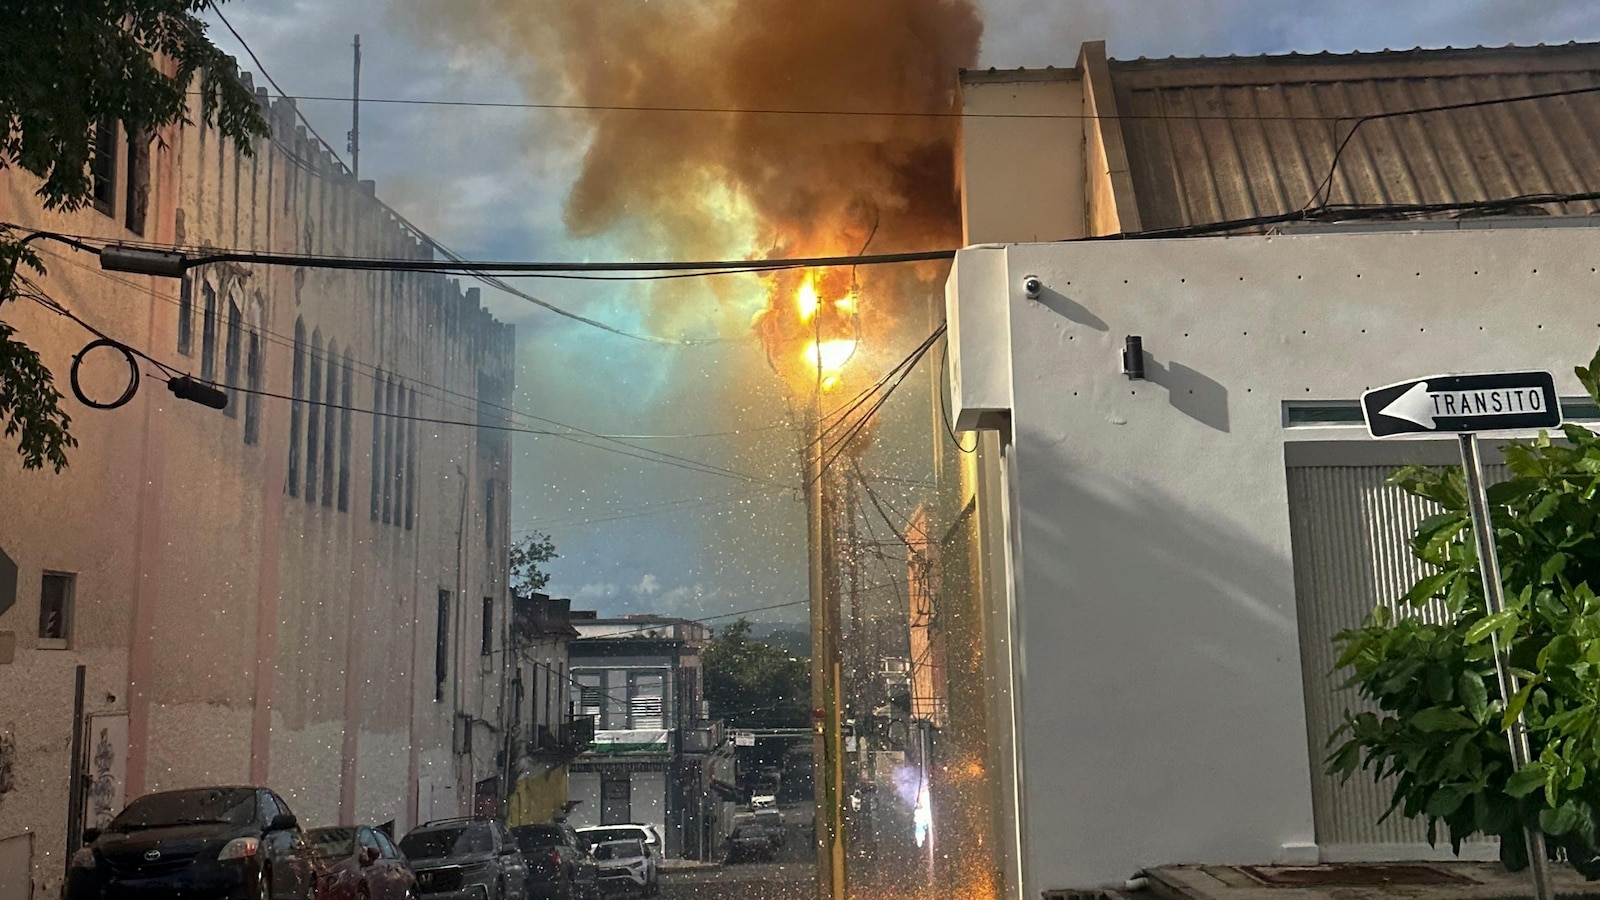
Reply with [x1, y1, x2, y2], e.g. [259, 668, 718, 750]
[573, 583, 619, 602]
[633, 574, 661, 597]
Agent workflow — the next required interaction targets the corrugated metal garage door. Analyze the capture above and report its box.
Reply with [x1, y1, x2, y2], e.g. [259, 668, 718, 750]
[1287, 462, 1505, 859]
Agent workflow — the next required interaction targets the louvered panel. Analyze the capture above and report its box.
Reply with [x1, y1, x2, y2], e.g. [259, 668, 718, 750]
[1289, 464, 1507, 851]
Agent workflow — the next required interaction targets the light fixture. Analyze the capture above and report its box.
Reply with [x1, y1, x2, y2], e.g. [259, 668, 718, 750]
[1122, 335, 1145, 380]
[99, 246, 187, 278]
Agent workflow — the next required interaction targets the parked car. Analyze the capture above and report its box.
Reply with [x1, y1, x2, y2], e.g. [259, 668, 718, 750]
[511, 823, 598, 900]
[590, 840, 650, 897]
[400, 817, 528, 900]
[306, 824, 418, 900]
[722, 823, 774, 864]
[574, 827, 658, 897]
[65, 785, 316, 900]
[751, 809, 786, 849]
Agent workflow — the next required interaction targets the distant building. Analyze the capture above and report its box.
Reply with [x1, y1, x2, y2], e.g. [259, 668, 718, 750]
[566, 614, 719, 858]
[0, 75, 513, 895]
[505, 594, 590, 825]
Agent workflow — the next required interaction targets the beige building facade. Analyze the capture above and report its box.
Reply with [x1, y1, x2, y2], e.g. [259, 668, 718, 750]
[0, 77, 515, 896]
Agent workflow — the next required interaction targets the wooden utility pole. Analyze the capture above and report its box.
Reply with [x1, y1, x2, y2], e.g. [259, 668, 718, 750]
[807, 408, 846, 900]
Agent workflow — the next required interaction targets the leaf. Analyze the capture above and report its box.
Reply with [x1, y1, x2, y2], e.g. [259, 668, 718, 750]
[1406, 572, 1455, 608]
[1466, 609, 1519, 645]
[1530, 493, 1562, 523]
[1487, 479, 1540, 506]
[1542, 802, 1583, 837]
[1505, 764, 1548, 798]
[1425, 784, 1469, 818]
[1459, 672, 1489, 723]
[1542, 553, 1570, 583]
[1412, 707, 1476, 733]
[1503, 681, 1536, 731]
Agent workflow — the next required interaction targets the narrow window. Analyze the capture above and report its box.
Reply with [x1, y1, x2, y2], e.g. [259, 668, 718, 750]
[381, 378, 396, 524]
[485, 482, 496, 555]
[200, 282, 218, 381]
[405, 388, 417, 529]
[321, 342, 338, 507]
[370, 372, 384, 521]
[38, 572, 75, 648]
[306, 331, 323, 501]
[177, 279, 193, 356]
[393, 385, 408, 524]
[244, 330, 262, 445]
[288, 319, 305, 497]
[629, 672, 665, 730]
[124, 126, 150, 235]
[223, 299, 242, 418]
[338, 353, 352, 511]
[435, 590, 451, 702]
[575, 673, 603, 719]
[481, 596, 494, 656]
[89, 116, 117, 215]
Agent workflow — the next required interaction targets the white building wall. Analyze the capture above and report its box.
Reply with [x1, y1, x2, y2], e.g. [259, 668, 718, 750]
[567, 773, 602, 829]
[946, 223, 1600, 894]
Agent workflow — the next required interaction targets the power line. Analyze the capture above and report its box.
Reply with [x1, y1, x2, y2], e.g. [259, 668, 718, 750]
[510, 487, 789, 532]
[33, 244, 789, 485]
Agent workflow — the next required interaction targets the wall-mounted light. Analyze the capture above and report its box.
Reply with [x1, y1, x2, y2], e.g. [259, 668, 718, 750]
[1122, 335, 1145, 380]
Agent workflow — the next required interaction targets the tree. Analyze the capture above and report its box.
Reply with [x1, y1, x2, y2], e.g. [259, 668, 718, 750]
[509, 531, 558, 596]
[1331, 346, 1600, 877]
[0, 1, 269, 471]
[703, 618, 809, 729]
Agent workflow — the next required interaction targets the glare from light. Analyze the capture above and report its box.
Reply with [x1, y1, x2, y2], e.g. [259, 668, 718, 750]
[802, 339, 858, 390]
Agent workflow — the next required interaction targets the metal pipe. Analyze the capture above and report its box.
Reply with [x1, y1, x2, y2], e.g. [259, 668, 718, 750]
[65, 665, 87, 871]
[1459, 433, 1552, 900]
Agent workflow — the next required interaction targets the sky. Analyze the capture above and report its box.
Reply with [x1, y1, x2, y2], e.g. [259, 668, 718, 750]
[201, 0, 1600, 627]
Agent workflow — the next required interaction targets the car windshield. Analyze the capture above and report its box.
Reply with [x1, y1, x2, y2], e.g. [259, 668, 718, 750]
[107, 788, 256, 832]
[586, 827, 647, 845]
[593, 841, 643, 861]
[512, 826, 563, 851]
[400, 824, 493, 859]
[306, 827, 358, 858]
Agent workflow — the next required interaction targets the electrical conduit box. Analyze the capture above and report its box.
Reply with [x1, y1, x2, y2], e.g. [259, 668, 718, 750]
[944, 247, 1013, 434]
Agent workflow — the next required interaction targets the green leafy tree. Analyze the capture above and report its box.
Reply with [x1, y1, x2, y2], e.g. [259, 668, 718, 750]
[1331, 347, 1600, 877]
[0, 0, 269, 470]
[703, 618, 809, 729]
[509, 531, 558, 596]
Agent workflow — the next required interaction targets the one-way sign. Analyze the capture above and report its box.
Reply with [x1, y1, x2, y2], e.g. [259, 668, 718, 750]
[1361, 371, 1561, 437]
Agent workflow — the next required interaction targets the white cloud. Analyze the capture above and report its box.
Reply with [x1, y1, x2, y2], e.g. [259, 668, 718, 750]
[574, 583, 619, 602]
[633, 574, 661, 597]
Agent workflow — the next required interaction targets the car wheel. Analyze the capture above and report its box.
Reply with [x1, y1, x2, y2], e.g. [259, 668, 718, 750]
[256, 867, 272, 900]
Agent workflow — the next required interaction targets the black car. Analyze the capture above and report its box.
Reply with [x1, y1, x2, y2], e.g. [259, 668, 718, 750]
[400, 817, 529, 900]
[66, 785, 316, 900]
[510, 824, 598, 900]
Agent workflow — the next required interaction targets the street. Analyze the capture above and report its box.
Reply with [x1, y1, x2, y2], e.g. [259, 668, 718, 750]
[661, 802, 814, 900]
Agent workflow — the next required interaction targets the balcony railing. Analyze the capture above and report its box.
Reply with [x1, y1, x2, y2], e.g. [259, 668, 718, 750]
[528, 716, 596, 758]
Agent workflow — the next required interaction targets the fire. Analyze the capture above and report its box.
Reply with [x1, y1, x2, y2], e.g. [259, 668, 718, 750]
[804, 339, 858, 390]
[797, 274, 821, 322]
[757, 266, 862, 395]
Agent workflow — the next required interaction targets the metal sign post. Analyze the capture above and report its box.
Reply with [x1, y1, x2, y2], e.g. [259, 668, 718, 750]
[1363, 371, 1562, 900]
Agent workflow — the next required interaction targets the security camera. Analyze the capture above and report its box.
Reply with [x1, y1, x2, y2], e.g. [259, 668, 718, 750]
[1023, 275, 1043, 299]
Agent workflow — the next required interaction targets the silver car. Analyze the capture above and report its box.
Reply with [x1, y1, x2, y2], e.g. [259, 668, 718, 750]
[575, 826, 659, 897]
[590, 840, 649, 897]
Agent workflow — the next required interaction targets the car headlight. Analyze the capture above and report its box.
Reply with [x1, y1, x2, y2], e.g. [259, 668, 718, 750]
[218, 838, 260, 861]
[70, 847, 96, 869]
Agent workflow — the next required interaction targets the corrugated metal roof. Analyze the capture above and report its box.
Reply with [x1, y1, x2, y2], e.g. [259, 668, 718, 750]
[1108, 43, 1600, 230]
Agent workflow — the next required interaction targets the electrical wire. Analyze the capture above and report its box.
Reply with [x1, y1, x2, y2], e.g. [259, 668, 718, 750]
[938, 336, 978, 454]
[32, 245, 790, 484]
[509, 487, 789, 532]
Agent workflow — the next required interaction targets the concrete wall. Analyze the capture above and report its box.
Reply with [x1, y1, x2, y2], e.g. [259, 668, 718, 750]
[957, 70, 1086, 245]
[945, 223, 1600, 894]
[0, 82, 514, 895]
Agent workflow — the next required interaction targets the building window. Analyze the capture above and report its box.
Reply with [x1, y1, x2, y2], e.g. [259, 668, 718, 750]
[381, 379, 396, 524]
[288, 319, 304, 496]
[435, 589, 451, 702]
[370, 373, 384, 521]
[124, 126, 150, 235]
[200, 282, 218, 382]
[405, 388, 418, 529]
[392, 386, 407, 522]
[485, 482, 496, 555]
[38, 572, 75, 648]
[338, 353, 352, 511]
[90, 116, 116, 215]
[244, 330, 262, 445]
[575, 673, 603, 719]
[321, 342, 338, 507]
[223, 299, 241, 418]
[177, 279, 193, 356]
[481, 596, 494, 656]
[306, 330, 323, 502]
[628, 672, 665, 730]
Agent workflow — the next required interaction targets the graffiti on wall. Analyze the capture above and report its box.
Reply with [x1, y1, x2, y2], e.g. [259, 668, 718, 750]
[85, 714, 127, 829]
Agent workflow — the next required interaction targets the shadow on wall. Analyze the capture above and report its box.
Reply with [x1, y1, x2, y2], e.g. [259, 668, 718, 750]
[1013, 442, 1308, 882]
[1143, 355, 1230, 433]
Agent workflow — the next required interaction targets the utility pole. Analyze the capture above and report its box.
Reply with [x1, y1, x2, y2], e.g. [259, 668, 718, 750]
[349, 35, 361, 180]
[807, 407, 846, 900]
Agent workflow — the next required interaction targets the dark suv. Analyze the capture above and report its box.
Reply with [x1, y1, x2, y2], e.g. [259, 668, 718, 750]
[65, 785, 316, 900]
[400, 817, 528, 900]
[510, 824, 598, 900]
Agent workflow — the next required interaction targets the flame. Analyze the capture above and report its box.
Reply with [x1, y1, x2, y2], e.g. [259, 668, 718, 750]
[797, 275, 821, 322]
[803, 338, 858, 390]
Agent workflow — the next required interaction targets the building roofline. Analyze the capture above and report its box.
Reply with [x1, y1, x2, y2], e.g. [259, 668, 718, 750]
[959, 66, 1082, 85]
[1108, 41, 1600, 88]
